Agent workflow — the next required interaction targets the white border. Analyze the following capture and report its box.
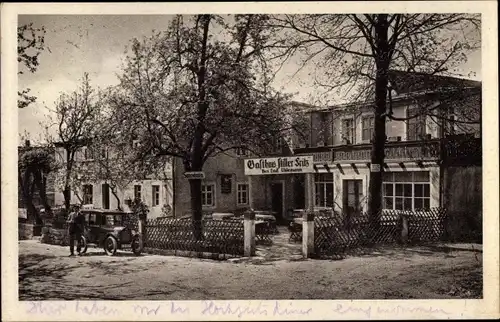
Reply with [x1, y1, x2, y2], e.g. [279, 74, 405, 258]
[2, 1, 499, 321]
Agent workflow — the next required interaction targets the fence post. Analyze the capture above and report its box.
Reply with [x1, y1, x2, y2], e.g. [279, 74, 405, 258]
[138, 213, 147, 247]
[400, 213, 409, 245]
[302, 211, 315, 258]
[244, 210, 256, 257]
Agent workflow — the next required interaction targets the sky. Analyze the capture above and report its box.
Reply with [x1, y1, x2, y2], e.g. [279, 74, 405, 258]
[17, 14, 482, 144]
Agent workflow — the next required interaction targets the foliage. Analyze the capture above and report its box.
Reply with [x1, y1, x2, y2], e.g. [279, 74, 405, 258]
[18, 145, 57, 223]
[18, 23, 46, 109]
[108, 15, 299, 236]
[44, 73, 104, 210]
[268, 14, 481, 217]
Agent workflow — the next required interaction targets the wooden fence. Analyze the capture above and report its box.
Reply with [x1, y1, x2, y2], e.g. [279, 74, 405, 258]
[143, 217, 244, 257]
[314, 208, 447, 258]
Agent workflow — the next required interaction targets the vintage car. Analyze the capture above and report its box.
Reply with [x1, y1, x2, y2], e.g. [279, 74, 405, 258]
[78, 208, 142, 256]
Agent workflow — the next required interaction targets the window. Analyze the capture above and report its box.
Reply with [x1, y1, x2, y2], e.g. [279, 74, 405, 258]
[407, 108, 426, 141]
[362, 116, 374, 142]
[237, 183, 249, 205]
[342, 118, 354, 144]
[83, 184, 93, 205]
[134, 185, 142, 201]
[235, 147, 249, 156]
[272, 136, 283, 152]
[315, 173, 334, 207]
[100, 147, 108, 159]
[383, 172, 430, 211]
[84, 147, 94, 160]
[152, 185, 160, 206]
[202, 184, 215, 207]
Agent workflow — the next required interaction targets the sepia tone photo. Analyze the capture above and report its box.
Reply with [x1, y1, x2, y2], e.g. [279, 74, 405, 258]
[2, 2, 499, 321]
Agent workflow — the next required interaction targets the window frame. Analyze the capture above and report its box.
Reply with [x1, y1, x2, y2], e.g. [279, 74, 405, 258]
[152, 185, 160, 207]
[361, 115, 374, 142]
[201, 183, 216, 208]
[314, 172, 334, 208]
[134, 185, 142, 201]
[382, 172, 431, 211]
[236, 182, 249, 206]
[406, 108, 427, 141]
[82, 184, 93, 205]
[341, 117, 355, 144]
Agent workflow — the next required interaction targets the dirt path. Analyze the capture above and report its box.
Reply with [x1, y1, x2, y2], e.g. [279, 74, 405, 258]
[18, 240, 482, 300]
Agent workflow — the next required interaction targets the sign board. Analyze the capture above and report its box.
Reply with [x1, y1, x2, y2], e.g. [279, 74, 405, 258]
[221, 174, 232, 194]
[244, 156, 314, 176]
[370, 163, 381, 172]
[184, 171, 205, 180]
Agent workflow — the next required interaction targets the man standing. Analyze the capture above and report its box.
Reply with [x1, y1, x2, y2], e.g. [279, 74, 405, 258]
[67, 205, 85, 256]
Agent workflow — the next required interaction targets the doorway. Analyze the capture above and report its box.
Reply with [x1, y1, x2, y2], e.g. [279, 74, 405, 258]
[270, 182, 284, 223]
[102, 183, 110, 209]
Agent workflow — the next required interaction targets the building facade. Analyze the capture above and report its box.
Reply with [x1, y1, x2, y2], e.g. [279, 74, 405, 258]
[52, 144, 173, 219]
[173, 71, 482, 221]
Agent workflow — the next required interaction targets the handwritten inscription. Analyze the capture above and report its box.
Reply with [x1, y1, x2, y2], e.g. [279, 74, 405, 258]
[333, 304, 452, 318]
[202, 301, 312, 318]
[24, 301, 453, 319]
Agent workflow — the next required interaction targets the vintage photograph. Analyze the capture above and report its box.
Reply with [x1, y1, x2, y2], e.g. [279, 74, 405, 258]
[16, 11, 484, 303]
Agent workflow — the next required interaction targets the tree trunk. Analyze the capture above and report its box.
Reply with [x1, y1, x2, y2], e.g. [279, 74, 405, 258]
[34, 171, 52, 215]
[367, 14, 390, 228]
[188, 178, 203, 240]
[110, 185, 122, 211]
[63, 149, 74, 212]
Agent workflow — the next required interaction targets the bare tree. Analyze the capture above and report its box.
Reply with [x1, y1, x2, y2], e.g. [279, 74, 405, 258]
[110, 14, 298, 238]
[18, 23, 46, 109]
[268, 14, 481, 221]
[44, 73, 103, 211]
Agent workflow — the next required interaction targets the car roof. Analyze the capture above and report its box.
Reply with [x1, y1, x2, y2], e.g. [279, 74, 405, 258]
[80, 208, 132, 215]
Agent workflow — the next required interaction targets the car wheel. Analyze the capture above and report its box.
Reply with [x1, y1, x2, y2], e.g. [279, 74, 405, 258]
[79, 235, 88, 254]
[104, 236, 117, 256]
[131, 234, 143, 256]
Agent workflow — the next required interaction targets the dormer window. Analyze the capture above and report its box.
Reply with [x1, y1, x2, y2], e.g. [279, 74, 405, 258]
[84, 147, 94, 160]
[235, 147, 249, 157]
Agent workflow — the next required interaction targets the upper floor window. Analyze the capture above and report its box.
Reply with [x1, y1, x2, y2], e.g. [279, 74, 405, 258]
[271, 136, 284, 153]
[341, 118, 354, 145]
[407, 108, 427, 141]
[362, 116, 374, 142]
[84, 147, 94, 160]
[99, 147, 108, 159]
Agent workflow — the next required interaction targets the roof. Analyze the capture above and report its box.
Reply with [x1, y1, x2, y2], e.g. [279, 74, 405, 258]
[302, 70, 482, 113]
[387, 70, 481, 94]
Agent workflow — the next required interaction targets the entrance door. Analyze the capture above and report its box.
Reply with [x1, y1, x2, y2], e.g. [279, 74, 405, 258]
[270, 182, 284, 222]
[343, 180, 363, 216]
[102, 183, 110, 209]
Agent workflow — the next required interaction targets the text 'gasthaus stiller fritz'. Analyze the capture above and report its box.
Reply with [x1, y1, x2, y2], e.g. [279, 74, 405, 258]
[244, 156, 314, 175]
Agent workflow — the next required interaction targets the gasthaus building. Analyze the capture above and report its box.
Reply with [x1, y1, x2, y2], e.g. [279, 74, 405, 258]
[172, 71, 481, 222]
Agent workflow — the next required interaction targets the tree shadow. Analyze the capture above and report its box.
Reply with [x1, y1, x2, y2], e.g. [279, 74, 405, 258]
[79, 251, 143, 258]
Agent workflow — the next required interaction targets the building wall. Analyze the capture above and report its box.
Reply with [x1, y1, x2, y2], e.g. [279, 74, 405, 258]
[52, 146, 173, 219]
[173, 152, 299, 219]
[317, 163, 441, 214]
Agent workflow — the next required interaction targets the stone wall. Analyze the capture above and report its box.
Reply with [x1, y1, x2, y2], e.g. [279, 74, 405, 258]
[40, 226, 70, 246]
[19, 223, 34, 240]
